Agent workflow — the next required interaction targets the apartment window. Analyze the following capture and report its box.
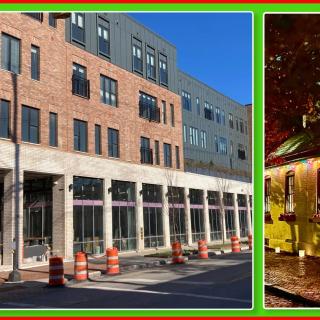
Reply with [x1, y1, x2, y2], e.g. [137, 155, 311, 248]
[49, 112, 57, 147]
[170, 104, 175, 127]
[71, 12, 85, 43]
[98, 23, 110, 57]
[183, 124, 187, 143]
[222, 110, 226, 125]
[181, 91, 191, 111]
[1, 33, 20, 74]
[48, 13, 57, 28]
[74, 119, 87, 152]
[164, 143, 172, 167]
[155, 140, 160, 165]
[0, 100, 10, 139]
[285, 171, 295, 213]
[229, 113, 234, 129]
[196, 97, 200, 115]
[236, 117, 239, 131]
[216, 107, 221, 124]
[95, 124, 101, 155]
[245, 121, 248, 135]
[189, 127, 198, 146]
[200, 130, 207, 149]
[265, 177, 271, 214]
[22, 106, 40, 144]
[214, 135, 219, 153]
[139, 92, 160, 122]
[141, 137, 152, 164]
[159, 53, 168, 86]
[132, 38, 143, 74]
[100, 75, 117, 107]
[23, 13, 43, 21]
[240, 119, 244, 133]
[31, 45, 40, 80]
[72, 63, 89, 98]
[219, 137, 227, 155]
[204, 102, 213, 120]
[175, 146, 180, 169]
[108, 128, 119, 158]
[238, 144, 246, 160]
[230, 140, 234, 157]
[146, 46, 156, 80]
[162, 101, 167, 124]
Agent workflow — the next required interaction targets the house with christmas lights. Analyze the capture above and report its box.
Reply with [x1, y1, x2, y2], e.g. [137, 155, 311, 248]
[265, 127, 320, 256]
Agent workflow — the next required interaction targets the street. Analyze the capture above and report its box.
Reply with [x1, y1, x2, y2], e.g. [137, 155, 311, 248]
[0, 252, 251, 309]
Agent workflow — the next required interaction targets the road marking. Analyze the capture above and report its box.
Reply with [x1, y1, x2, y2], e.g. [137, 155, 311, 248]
[87, 285, 251, 304]
[1, 302, 36, 307]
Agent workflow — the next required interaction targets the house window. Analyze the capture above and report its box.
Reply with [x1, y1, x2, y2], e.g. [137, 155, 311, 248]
[98, 22, 110, 57]
[189, 127, 198, 146]
[204, 102, 214, 120]
[71, 12, 85, 43]
[170, 104, 175, 127]
[73, 119, 87, 152]
[265, 177, 271, 214]
[22, 106, 40, 144]
[1, 33, 20, 74]
[181, 91, 191, 111]
[108, 128, 119, 158]
[159, 53, 168, 86]
[0, 100, 10, 139]
[49, 112, 57, 147]
[240, 119, 244, 133]
[175, 146, 180, 169]
[146, 46, 155, 79]
[95, 124, 101, 155]
[162, 101, 167, 124]
[285, 172, 295, 213]
[196, 97, 200, 115]
[72, 63, 89, 98]
[139, 92, 159, 122]
[23, 13, 43, 21]
[214, 135, 219, 153]
[132, 38, 143, 74]
[155, 140, 160, 165]
[215, 107, 221, 124]
[221, 110, 225, 125]
[238, 144, 246, 160]
[219, 137, 227, 155]
[31, 45, 40, 80]
[236, 117, 239, 131]
[100, 75, 117, 107]
[183, 124, 187, 143]
[141, 137, 152, 164]
[164, 143, 172, 167]
[200, 130, 207, 149]
[229, 113, 234, 129]
[48, 13, 57, 28]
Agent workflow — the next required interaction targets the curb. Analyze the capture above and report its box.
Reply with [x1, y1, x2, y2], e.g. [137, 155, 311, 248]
[265, 283, 320, 307]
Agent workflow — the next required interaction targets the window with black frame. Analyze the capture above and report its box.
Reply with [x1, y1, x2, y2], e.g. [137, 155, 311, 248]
[189, 189, 205, 242]
[72, 63, 89, 98]
[223, 192, 235, 239]
[0, 100, 10, 139]
[1, 33, 20, 74]
[181, 91, 191, 111]
[100, 75, 117, 106]
[204, 102, 213, 120]
[49, 112, 57, 147]
[23, 13, 43, 22]
[73, 119, 87, 152]
[98, 20, 110, 57]
[108, 128, 119, 158]
[140, 137, 153, 164]
[22, 105, 40, 144]
[164, 143, 172, 168]
[139, 92, 160, 122]
[154, 140, 160, 165]
[238, 194, 248, 238]
[48, 13, 57, 28]
[146, 46, 156, 80]
[285, 171, 295, 213]
[132, 38, 143, 73]
[159, 53, 168, 85]
[95, 124, 101, 155]
[31, 45, 40, 81]
[71, 12, 85, 44]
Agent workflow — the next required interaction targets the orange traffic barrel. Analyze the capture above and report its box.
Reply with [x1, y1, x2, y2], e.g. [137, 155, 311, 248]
[248, 234, 253, 250]
[171, 241, 184, 264]
[49, 256, 65, 286]
[231, 236, 241, 253]
[106, 247, 120, 275]
[198, 240, 208, 259]
[74, 251, 88, 281]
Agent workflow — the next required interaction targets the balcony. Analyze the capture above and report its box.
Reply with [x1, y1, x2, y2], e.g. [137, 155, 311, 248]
[141, 147, 153, 165]
[72, 75, 90, 99]
[139, 102, 160, 123]
[204, 108, 213, 120]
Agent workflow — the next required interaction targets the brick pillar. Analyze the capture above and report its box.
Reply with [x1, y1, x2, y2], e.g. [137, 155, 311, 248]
[2, 170, 14, 267]
[64, 174, 74, 260]
[184, 188, 192, 245]
[104, 179, 112, 249]
[203, 189, 211, 243]
[52, 175, 66, 258]
[246, 194, 252, 236]
[136, 182, 144, 252]
[233, 193, 241, 239]
[162, 185, 170, 248]
[220, 191, 227, 243]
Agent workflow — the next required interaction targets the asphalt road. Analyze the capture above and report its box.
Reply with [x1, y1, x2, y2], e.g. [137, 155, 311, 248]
[0, 252, 252, 309]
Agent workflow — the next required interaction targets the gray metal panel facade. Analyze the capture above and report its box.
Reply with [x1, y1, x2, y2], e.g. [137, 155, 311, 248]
[65, 12, 178, 93]
[178, 70, 251, 182]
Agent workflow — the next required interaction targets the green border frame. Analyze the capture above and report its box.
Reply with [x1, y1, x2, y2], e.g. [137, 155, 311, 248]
[0, 3, 318, 317]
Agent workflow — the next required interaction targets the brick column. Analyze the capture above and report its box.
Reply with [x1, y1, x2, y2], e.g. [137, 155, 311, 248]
[184, 188, 192, 246]
[203, 189, 211, 243]
[233, 193, 241, 239]
[64, 174, 74, 260]
[104, 179, 113, 250]
[136, 182, 144, 252]
[52, 175, 66, 258]
[2, 170, 14, 267]
[219, 191, 227, 243]
[246, 194, 252, 236]
[162, 185, 170, 248]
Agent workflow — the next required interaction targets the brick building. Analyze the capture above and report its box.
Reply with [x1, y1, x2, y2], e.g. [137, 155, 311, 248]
[0, 12, 252, 270]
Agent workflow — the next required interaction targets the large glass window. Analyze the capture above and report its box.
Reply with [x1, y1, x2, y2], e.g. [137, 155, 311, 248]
[190, 189, 204, 242]
[239, 209, 248, 238]
[1, 33, 20, 74]
[146, 46, 156, 79]
[49, 112, 57, 147]
[108, 128, 119, 158]
[209, 209, 222, 241]
[182, 91, 191, 111]
[100, 75, 117, 107]
[164, 143, 172, 167]
[31, 45, 40, 80]
[225, 209, 236, 239]
[132, 38, 143, 73]
[73, 119, 87, 152]
[159, 53, 168, 86]
[72, 63, 89, 98]
[285, 171, 295, 213]
[219, 137, 227, 155]
[71, 12, 85, 43]
[22, 105, 40, 144]
[0, 100, 10, 139]
[98, 21, 110, 57]
[139, 92, 159, 122]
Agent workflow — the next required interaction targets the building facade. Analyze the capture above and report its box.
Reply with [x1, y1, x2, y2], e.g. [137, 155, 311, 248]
[0, 12, 252, 270]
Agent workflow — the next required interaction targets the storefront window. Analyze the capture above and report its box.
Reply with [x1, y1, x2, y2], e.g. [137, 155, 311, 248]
[190, 188, 205, 242]
[239, 209, 248, 238]
[0, 183, 3, 265]
[225, 209, 236, 239]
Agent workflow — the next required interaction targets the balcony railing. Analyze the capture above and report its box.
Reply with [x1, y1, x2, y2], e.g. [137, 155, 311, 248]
[204, 108, 213, 120]
[141, 147, 153, 164]
[72, 75, 90, 98]
[139, 102, 160, 123]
